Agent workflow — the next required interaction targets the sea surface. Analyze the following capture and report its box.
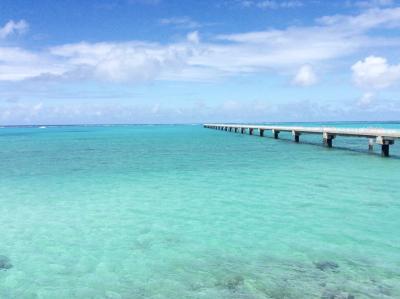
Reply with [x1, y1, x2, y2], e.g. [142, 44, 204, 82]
[0, 122, 399, 299]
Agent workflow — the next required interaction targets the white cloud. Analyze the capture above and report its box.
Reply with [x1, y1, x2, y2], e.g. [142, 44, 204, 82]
[0, 47, 37, 63]
[0, 47, 64, 81]
[0, 20, 28, 39]
[352, 0, 395, 8]
[210, 26, 364, 73]
[159, 17, 201, 29]
[187, 31, 200, 44]
[292, 65, 317, 86]
[357, 92, 375, 107]
[351, 56, 400, 89]
[239, 0, 303, 9]
[317, 7, 400, 30]
[49, 41, 193, 82]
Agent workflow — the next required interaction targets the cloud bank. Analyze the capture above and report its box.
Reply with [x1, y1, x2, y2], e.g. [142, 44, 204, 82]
[1, 7, 400, 86]
[2, 5, 400, 125]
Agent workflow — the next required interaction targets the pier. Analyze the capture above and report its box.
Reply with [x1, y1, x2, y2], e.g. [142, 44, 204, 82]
[203, 124, 400, 157]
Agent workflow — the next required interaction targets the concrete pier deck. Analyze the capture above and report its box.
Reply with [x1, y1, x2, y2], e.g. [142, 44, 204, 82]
[204, 124, 400, 157]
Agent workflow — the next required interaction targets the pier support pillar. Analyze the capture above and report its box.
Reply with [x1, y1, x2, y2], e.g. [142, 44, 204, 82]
[382, 144, 390, 157]
[241, 128, 245, 134]
[376, 136, 394, 157]
[368, 138, 374, 151]
[292, 131, 300, 143]
[323, 133, 335, 148]
[324, 138, 333, 148]
[272, 129, 280, 139]
[249, 128, 253, 135]
[234, 128, 238, 133]
[259, 129, 264, 137]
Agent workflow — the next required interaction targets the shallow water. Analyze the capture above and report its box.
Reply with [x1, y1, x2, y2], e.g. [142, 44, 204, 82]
[0, 123, 399, 298]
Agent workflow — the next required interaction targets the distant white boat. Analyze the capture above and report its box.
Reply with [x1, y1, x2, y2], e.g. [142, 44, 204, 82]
[39, 126, 47, 129]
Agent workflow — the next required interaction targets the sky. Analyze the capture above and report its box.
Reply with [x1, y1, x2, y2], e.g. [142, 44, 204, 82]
[0, 0, 400, 124]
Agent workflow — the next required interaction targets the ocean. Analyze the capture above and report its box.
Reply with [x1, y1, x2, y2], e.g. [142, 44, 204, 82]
[0, 122, 399, 298]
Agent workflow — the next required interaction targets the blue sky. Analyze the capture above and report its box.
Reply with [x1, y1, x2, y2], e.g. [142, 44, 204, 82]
[0, 0, 400, 124]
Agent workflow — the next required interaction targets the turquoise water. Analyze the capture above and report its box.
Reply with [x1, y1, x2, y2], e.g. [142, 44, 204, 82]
[0, 123, 399, 299]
